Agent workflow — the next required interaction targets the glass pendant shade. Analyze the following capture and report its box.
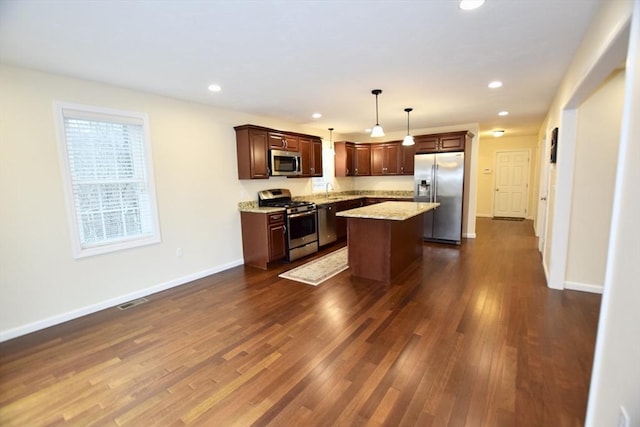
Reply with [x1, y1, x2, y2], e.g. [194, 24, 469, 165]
[370, 125, 385, 137]
[370, 89, 384, 137]
[402, 135, 415, 146]
[402, 107, 415, 146]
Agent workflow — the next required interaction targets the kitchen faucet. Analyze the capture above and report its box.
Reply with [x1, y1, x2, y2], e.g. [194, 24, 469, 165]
[325, 182, 334, 197]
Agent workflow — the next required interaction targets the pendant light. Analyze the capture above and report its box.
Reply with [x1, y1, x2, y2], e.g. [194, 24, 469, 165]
[328, 127, 335, 155]
[370, 89, 385, 137]
[402, 108, 415, 146]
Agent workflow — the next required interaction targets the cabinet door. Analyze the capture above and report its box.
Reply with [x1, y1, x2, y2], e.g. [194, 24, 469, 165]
[415, 135, 438, 153]
[439, 134, 465, 152]
[401, 143, 415, 175]
[385, 143, 401, 174]
[283, 134, 299, 151]
[268, 132, 286, 149]
[268, 223, 286, 261]
[346, 144, 355, 176]
[299, 137, 312, 176]
[370, 144, 385, 175]
[236, 127, 269, 179]
[354, 145, 371, 176]
[311, 138, 323, 176]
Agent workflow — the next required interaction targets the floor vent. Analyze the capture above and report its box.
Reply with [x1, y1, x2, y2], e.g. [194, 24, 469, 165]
[118, 298, 149, 310]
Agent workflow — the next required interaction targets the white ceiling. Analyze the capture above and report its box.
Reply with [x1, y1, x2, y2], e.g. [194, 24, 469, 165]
[0, 0, 601, 140]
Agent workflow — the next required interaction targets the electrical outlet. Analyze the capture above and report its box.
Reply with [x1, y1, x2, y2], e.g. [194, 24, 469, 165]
[176, 247, 183, 258]
[618, 406, 630, 427]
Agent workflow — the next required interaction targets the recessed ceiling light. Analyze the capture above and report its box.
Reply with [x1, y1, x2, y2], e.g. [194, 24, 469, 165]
[312, 112, 322, 119]
[207, 84, 221, 92]
[498, 111, 509, 116]
[493, 130, 505, 137]
[488, 81, 503, 89]
[459, 0, 485, 11]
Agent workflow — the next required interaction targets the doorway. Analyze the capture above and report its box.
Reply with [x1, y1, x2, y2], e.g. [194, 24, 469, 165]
[493, 149, 531, 218]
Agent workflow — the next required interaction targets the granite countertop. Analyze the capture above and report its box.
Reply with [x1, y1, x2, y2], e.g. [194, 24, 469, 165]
[238, 190, 413, 212]
[335, 201, 440, 221]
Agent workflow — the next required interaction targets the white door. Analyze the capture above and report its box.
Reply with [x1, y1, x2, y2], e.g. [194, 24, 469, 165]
[493, 150, 530, 218]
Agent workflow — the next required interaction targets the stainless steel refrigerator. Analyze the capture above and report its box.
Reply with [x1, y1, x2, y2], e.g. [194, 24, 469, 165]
[414, 152, 464, 244]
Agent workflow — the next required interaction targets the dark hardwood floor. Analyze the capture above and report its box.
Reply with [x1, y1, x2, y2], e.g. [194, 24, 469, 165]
[0, 218, 601, 426]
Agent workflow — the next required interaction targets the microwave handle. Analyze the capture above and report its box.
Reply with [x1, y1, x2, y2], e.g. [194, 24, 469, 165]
[296, 156, 301, 172]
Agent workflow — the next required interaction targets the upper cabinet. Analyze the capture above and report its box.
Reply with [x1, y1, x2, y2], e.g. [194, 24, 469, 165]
[400, 143, 415, 175]
[354, 144, 371, 176]
[269, 132, 299, 151]
[415, 131, 472, 154]
[235, 125, 270, 179]
[335, 141, 354, 176]
[371, 143, 400, 175]
[299, 136, 323, 177]
[235, 124, 322, 180]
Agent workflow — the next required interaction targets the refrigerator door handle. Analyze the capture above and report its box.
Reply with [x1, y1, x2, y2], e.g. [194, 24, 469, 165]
[433, 164, 437, 202]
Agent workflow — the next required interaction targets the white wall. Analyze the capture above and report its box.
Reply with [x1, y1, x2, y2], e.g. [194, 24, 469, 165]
[539, 0, 633, 290]
[534, 0, 639, 425]
[0, 65, 328, 340]
[586, 1, 640, 425]
[566, 70, 625, 293]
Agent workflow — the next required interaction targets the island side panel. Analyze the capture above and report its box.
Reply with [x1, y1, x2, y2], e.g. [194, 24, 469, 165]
[347, 214, 424, 282]
[347, 218, 391, 282]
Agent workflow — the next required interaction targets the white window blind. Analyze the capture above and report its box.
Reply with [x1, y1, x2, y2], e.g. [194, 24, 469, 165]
[56, 103, 160, 258]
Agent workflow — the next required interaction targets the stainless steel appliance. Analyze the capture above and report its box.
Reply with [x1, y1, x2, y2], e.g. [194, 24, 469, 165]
[414, 152, 464, 244]
[258, 189, 318, 260]
[317, 203, 337, 247]
[269, 149, 302, 176]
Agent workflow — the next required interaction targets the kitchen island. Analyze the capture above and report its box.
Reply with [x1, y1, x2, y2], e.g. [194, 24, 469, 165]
[337, 201, 439, 282]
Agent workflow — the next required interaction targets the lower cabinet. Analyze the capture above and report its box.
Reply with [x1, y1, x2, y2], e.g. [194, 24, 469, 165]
[240, 211, 286, 269]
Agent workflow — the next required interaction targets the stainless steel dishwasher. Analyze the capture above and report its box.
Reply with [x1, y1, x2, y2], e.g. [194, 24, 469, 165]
[317, 203, 337, 247]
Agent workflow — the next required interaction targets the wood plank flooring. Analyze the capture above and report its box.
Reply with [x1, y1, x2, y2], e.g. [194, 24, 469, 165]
[0, 218, 601, 426]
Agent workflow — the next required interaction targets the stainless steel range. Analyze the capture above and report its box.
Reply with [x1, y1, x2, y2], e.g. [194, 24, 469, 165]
[258, 189, 318, 261]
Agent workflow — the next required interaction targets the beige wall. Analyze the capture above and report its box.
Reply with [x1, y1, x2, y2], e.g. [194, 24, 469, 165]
[0, 65, 480, 339]
[475, 135, 538, 218]
[566, 70, 625, 291]
[0, 65, 327, 338]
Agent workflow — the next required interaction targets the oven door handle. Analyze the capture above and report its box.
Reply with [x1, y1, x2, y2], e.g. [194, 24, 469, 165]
[287, 211, 316, 220]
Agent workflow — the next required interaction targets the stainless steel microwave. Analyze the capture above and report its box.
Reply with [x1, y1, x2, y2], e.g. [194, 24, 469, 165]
[270, 149, 302, 176]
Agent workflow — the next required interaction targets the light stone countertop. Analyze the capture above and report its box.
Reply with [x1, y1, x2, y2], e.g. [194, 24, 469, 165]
[335, 201, 440, 221]
[237, 190, 413, 212]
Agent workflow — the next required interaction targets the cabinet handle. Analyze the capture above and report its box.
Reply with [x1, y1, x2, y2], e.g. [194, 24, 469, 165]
[283, 225, 287, 234]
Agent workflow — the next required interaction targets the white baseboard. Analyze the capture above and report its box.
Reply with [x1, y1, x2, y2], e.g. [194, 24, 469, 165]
[0, 258, 245, 342]
[564, 281, 604, 294]
[463, 232, 476, 238]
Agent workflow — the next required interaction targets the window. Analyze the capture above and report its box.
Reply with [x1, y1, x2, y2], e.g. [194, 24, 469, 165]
[55, 102, 160, 258]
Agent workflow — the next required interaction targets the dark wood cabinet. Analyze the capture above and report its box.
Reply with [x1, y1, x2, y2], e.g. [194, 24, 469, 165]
[415, 131, 470, 154]
[300, 136, 323, 177]
[235, 126, 270, 179]
[400, 143, 415, 175]
[240, 211, 286, 269]
[235, 124, 321, 179]
[335, 141, 356, 177]
[268, 132, 299, 151]
[354, 145, 371, 176]
[371, 142, 400, 175]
